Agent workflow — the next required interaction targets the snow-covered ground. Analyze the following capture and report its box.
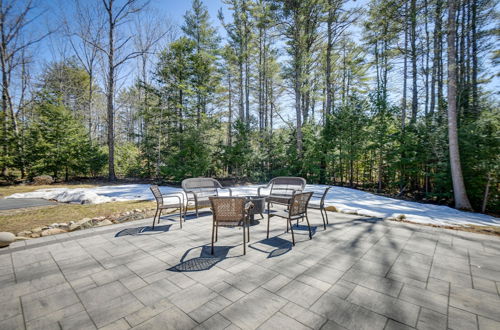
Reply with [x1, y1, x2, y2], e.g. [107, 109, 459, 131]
[6, 184, 499, 227]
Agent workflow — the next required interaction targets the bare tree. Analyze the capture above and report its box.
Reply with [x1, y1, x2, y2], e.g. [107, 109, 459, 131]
[447, 0, 472, 210]
[0, 0, 51, 176]
[64, 0, 106, 140]
[132, 9, 175, 142]
[82, 0, 149, 181]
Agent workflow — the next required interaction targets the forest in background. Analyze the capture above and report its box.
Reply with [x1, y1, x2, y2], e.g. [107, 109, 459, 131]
[0, 0, 498, 213]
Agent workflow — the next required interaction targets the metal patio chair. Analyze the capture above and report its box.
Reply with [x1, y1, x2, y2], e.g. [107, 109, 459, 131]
[266, 192, 313, 246]
[308, 187, 331, 230]
[257, 177, 306, 212]
[182, 178, 233, 218]
[150, 185, 184, 229]
[209, 196, 252, 255]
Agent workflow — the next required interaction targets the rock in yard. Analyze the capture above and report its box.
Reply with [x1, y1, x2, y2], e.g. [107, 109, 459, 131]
[41, 228, 66, 237]
[30, 233, 41, 238]
[0, 232, 16, 247]
[97, 219, 113, 226]
[17, 230, 32, 237]
[32, 227, 43, 233]
[68, 218, 93, 231]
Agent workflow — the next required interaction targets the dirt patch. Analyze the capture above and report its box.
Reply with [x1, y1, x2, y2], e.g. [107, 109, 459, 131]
[0, 200, 156, 234]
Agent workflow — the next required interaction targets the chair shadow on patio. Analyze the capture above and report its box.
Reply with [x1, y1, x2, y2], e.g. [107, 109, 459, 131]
[168, 245, 233, 272]
[115, 224, 172, 237]
[249, 236, 293, 258]
[182, 210, 212, 221]
[292, 223, 318, 237]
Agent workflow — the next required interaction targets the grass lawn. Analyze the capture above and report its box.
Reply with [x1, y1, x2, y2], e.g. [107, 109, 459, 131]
[0, 200, 157, 234]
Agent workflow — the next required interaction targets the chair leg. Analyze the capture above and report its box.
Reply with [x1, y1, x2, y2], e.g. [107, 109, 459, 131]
[195, 203, 199, 218]
[179, 206, 183, 229]
[211, 221, 215, 255]
[325, 208, 329, 224]
[243, 223, 246, 255]
[286, 219, 289, 233]
[288, 219, 295, 246]
[215, 224, 218, 242]
[305, 215, 312, 239]
[266, 214, 271, 239]
[246, 217, 250, 242]
[152, 208, 158, 229]
[157, 209, 162, 224]
[320, 209, 326, 230]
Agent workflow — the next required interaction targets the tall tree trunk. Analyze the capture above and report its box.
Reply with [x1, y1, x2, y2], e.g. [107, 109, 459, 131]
[430, 0, 441, 116]
[295, 57, 303, 157]
[1, 46, 9, 176]
[424, 0, 430, 116]
[238, 59, 244, 121]
[447, 0, 472, 210]
[402, 1, 408, 128]
[471, 0, 478, 115]
[410, 0, 418, 123]
[227, 71, 233, 147]
[325, 0, 333, 123]
[106, 0, 116, 181]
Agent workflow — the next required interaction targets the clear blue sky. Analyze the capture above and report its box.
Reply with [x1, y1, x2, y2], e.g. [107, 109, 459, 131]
[154, 0, 228, 27]
[21, 0, 500, 104]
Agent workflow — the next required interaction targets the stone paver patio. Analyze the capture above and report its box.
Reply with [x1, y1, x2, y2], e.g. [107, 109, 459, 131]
[1, 208, 499, 330]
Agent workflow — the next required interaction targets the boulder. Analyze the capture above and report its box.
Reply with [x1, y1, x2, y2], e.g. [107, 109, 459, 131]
[41, 228, 66, 237]
[33, 175, 54, 185]
[30, 233, 41, 238]
[69, 218, 93, 231]
[0, 232, 16, 247]
[97, 219, 113, 227]
[17, 230, 32, 237]
[32, 227, 43, 233]
[58, 223, 70, 230]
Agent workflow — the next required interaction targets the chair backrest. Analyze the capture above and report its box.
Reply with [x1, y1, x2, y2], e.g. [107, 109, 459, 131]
[269, 177, 306, 196]
[182, 178, 222, 197]
[209, 197, 246, 223]
[289, 192, 313, 217]
[150, 185, 163, 205]
[313, 187, 331, 206]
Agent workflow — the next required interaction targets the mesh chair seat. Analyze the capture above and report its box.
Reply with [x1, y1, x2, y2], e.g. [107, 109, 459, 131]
[266, 195, 292, 205]
[270, 210, 304, 220]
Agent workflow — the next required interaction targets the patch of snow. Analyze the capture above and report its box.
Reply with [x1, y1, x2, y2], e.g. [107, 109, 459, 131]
[6, 183, 499, 227]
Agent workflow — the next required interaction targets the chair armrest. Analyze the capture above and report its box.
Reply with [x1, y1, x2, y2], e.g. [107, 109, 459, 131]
[184, 191, 200, 205]
[161, 193, 183, 205]
[216, 187, 232, 196]
[245, 201, 254, 213]
[257, 183, 271, 196]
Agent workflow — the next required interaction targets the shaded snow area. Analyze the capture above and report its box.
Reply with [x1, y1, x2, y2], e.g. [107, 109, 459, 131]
[6, 184, 499, 227]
